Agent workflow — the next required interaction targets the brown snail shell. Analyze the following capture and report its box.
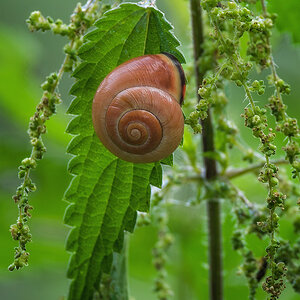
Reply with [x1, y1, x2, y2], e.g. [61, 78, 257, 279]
[92, 53, 186, 163]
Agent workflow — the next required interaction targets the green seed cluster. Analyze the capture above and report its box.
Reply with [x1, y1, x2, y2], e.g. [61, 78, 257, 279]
[198, 1, 300, 298]
[27, 11, 70, 36]
[27, 3, 99, 38]
[242, 106, 278, 156]
[9, 0, 106, 271]
[229, 172, 300, 299]
[275, 239, 300, 293]
[228, 188, 261, 300]
[250, 80, 266, 96]
[242, 251, 260, 300]
[26, 3, 103, 72]
[255, 7, 300, 179]
[263, 242, 287, 298]
[8, 223, 32, 271]
[247, 15, 274, 68]
[185, 65, 227, 134]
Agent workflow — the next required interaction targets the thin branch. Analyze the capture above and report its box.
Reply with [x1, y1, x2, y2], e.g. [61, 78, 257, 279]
[226, 159, 288, 179]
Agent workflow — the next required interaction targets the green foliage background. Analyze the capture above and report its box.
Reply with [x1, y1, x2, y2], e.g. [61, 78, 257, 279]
[0, 0, 299, 299]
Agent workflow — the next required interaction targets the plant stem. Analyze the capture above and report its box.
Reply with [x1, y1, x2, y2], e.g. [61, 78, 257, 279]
[189, 1, 222, 299]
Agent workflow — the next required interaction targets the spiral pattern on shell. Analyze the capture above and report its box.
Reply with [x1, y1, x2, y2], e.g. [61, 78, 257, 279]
[92, 53, 186, 163]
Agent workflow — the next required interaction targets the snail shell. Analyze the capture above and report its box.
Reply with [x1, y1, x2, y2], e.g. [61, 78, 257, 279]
[92, 53, 186, 163]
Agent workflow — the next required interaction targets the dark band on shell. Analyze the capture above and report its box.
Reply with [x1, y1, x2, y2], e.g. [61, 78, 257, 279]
[162, 52, 186, 104]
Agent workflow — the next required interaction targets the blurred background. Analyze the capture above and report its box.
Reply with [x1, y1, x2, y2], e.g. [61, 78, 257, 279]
[0, 0, 299, 299]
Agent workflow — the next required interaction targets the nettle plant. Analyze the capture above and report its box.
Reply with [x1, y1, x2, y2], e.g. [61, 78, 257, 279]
[8, 0, 300, 299]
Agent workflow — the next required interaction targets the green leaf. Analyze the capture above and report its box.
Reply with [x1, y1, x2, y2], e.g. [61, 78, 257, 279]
[160, 154, 173, 166]
[64, 3, 184, 300]
[150, 162, 163, 188]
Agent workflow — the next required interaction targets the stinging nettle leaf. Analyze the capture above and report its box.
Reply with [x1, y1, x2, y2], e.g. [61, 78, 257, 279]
[64, 3, 185, 300]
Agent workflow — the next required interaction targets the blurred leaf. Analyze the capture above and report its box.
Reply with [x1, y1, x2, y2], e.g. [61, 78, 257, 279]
[268, 0, 300, 43]
[239, 32, 250, 59]
[182, 128, 197, 168]
[0, 26, 69, 145]
[64, 3, 184, 300]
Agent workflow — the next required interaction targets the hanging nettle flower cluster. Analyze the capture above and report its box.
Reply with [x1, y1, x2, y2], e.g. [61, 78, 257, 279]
[8, 1, 112, 272]
[185, 0, 299, 298]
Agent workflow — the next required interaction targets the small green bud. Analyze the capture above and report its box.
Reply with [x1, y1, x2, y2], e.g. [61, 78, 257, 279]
[236, 80, 242, 87]
[252, 115, 261, 125]
[9, 224, 19, 240]
[47, 16, 54, 23]
[228, 2, 237, 9]
[258, 88, 265, 95]
[21, 157, 37, 169]
[292, 161, 300, 172]
[18, 170, 26, 179]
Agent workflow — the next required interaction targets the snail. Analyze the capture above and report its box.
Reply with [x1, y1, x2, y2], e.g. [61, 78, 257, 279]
[92, 53, 186, 163]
